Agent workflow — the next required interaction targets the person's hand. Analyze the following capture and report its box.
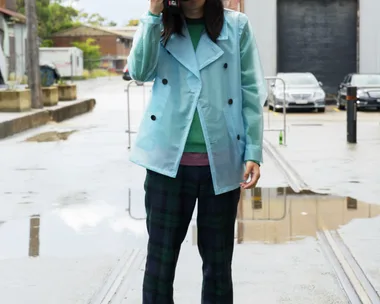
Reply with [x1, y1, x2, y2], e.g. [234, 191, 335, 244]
[240, 161, 260, 189]
[150, 0, 164, 15]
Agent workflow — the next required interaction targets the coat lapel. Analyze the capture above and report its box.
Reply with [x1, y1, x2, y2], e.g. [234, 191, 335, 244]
[164, 24, 200, 79]
[164, 16, 229, 75]
[196, 19, 228, 71]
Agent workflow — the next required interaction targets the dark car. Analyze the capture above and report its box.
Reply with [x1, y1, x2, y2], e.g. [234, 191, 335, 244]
[122, 66, 132, 81]
[122, 64, 143, 86]
[337, 73, 380, 110]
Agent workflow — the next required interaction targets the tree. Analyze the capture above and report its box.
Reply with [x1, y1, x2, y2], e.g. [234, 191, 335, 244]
[16, 0, 117, 43]
[127, 19, 139, 26]
[16, 0, 80, 44]
[107, 21, 117, 27]
[74, 11, 117, 27]
[72, 38, 101, 70]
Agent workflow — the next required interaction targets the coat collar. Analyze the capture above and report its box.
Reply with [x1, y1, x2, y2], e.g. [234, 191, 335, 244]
[163, 15, 228, 78]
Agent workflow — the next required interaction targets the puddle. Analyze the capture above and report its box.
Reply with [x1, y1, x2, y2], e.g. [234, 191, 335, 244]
[24, 130, 77, 142]
[2, 187, 379, 259]
[0, 196, 147, 260]
[191, 187, 380, 245]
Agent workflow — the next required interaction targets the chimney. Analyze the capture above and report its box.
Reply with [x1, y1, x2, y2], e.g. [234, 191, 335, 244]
[0, 0, 6, 9]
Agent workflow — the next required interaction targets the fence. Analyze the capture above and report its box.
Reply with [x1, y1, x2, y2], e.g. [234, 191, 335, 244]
[125, 78, 289, 149]
[264, 76, 288, 146]
[125, 80, 152, 149]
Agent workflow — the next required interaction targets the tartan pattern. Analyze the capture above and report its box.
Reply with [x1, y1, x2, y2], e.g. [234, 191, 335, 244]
[143, 166, 240, 304]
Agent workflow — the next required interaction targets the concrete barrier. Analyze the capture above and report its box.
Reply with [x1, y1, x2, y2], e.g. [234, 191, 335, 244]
[0, 98, 96, 139]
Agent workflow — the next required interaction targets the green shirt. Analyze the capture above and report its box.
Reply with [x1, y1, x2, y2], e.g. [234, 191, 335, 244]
[183, 18, 207, 153]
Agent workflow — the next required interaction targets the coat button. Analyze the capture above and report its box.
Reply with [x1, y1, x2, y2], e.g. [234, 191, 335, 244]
[228, 99, 233, 105]
[237, 135, 240, 140]
[162, 79, 168, 85]
[151, 115, 156, 121]
[224, 63, 228, 69]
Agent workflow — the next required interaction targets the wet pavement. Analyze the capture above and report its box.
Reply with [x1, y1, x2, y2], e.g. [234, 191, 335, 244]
[0, 77, 380, 303]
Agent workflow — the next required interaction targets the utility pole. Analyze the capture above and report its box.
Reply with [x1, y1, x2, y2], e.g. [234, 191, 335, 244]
[26, 0, 42, 108]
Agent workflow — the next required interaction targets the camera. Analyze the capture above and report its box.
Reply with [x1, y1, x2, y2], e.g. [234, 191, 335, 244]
[164, 0, 187, 14]
[165, 0, 180, 8]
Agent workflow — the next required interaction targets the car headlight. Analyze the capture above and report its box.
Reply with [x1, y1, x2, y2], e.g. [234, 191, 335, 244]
[275, 93, 291, 100]
[314, 92, 325, 100]
[357, 90, 369, 98]
[275, 92, 285, 99]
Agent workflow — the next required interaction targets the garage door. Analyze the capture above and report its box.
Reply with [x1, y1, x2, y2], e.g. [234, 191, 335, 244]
[277, 0, 358, 94]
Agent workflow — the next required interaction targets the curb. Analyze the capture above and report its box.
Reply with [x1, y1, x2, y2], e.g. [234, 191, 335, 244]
[0, 99, 96, 139]
[263, 138, 309, 192]
[88, 249, 146, 304]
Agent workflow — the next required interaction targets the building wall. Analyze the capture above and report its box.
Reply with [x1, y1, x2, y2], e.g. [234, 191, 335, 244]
[5, 0, 16, 10]
[13, 22, 27, 78]
[116, 39, 131, 58]
[53, 35, 118, 57]
[243, 0, 380, 77]
[243, 0, 277, 77]
[359, 0, 380, 73]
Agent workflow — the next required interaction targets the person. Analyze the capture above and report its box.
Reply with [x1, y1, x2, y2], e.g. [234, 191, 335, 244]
[127, 0, 267, 302]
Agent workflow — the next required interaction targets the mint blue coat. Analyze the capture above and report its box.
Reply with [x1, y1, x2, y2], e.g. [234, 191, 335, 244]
[127, 9, 267, 195]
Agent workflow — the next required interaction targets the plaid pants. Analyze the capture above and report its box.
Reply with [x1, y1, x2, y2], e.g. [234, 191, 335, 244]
[143, 166, 240, 304]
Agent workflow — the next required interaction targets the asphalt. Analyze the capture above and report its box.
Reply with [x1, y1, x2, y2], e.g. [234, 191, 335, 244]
[0, 77, 379, 303]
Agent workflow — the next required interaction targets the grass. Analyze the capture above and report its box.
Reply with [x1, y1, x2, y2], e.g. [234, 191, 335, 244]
[83, 69, 119, 79]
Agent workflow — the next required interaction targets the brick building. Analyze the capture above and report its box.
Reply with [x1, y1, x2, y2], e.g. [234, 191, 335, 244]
[52, 25, 136, 72]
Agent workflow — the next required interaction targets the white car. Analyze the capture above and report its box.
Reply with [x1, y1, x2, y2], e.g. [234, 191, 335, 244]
[268, 72, 326, 112]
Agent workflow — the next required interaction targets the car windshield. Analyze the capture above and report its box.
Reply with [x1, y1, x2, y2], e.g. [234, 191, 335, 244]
[276, 74, 318, 87]
[351, 75, 380, 86]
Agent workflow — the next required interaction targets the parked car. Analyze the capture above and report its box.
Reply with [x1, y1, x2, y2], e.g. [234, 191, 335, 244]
[122, 64, 132, 81]
[122, 64, 143, 86]
[337, 73, 380, 110]
[268, 72, 326, 112]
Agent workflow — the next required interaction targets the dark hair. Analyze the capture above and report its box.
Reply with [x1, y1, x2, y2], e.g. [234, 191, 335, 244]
[161, 0, 224, 46]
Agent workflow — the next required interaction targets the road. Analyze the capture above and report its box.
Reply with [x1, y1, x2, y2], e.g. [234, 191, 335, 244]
[0, 77, 379, 304]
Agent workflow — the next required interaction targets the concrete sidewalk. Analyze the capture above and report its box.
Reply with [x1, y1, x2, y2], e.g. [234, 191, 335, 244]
[263, 118, 380, 205]
[0, 99, 96, 139]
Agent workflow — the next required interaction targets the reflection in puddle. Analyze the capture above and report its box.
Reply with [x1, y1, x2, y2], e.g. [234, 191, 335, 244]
[24, 130, 77, 142]
[192, 188, 380, 245]
[0, 192, 147, 260]
[29, 215, 40, 257]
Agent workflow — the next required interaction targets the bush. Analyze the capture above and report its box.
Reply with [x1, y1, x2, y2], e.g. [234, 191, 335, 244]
[72, 38, 102, 71]
[82, 69, 118, 79]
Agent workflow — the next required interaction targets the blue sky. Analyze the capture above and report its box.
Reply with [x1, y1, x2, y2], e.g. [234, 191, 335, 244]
[72, 0, 148, 26]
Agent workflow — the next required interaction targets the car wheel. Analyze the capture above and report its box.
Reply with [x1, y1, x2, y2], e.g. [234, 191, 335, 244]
[338, 97, 345, 110]
[317, 108, 325, 113]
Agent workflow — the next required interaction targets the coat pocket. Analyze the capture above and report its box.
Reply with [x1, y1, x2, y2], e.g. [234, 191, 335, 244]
[222, 106, 241, 153]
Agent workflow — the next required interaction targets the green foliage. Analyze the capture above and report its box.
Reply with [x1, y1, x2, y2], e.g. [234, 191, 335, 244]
[72, 38, 101, 71]
[15, 0, 117, 40]
[127, 19, 139, 26]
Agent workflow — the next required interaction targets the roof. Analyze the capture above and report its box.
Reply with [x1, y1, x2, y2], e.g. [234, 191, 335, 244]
[0, 7, 26, 23]
[52, 24, 134, 39]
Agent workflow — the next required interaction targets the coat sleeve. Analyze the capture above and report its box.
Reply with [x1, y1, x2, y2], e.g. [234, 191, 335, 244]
[239, 15, 267, 164]
[127, 12, 162, 82]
